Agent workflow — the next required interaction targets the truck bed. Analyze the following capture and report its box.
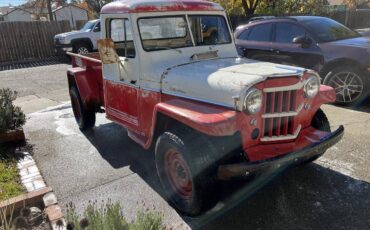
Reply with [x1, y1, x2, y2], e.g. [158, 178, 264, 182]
[67, 52, 105, 108]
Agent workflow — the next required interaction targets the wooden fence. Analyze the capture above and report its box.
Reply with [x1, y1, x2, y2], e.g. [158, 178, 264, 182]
[0, 21, 71, 63]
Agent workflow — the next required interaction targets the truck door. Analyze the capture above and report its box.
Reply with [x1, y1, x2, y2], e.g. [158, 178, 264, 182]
[103, 18, 140, 131]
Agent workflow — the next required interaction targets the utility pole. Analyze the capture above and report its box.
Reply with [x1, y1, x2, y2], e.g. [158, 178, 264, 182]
[47, 0, 53, 21]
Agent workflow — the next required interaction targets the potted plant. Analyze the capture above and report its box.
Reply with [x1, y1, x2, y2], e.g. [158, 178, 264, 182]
[0, 88, 26, 144]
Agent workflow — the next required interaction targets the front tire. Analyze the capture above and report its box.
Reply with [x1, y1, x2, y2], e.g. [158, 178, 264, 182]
[323, 66, 369, 105]
[155, 127, 217, 216]
[302, 109, 331, 164]
[69, 86, 95, 130]
[73, 43, 91, 55]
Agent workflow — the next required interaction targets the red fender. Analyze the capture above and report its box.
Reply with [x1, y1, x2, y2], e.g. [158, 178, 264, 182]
[67, 67, 102, 108]
[154, 99, 240, 137]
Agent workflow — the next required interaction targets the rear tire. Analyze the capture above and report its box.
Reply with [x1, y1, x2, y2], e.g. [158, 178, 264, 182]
[302, 109, 331, 164]
[69, 86, 95, 130]
[155, 127, 218, 216]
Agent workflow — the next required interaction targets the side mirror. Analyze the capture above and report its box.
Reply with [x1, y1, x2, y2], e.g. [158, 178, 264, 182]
[293, 36, 312, 48]
[93, 26, 100, 32]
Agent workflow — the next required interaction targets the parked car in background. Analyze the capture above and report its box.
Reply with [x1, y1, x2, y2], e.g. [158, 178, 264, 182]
[54, 19, 101, 55]
[235, 16, 370, 105]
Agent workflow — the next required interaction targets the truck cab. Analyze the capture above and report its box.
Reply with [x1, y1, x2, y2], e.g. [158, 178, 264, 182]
[66, 0, 344, 216]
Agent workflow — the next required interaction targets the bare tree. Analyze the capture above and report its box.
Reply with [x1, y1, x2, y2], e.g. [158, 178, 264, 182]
[240, 0, 262, 16]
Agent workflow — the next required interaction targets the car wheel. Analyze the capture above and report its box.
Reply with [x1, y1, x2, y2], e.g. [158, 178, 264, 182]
[155, 127, 218, 216]
[73, 43, 91, 55]
[323, 66, 369, 105]
[302, 109, 330, 164]
[69, 86, 95, 130]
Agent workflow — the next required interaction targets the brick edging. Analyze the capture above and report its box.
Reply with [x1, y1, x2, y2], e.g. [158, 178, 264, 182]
[16, 150, 67, 230]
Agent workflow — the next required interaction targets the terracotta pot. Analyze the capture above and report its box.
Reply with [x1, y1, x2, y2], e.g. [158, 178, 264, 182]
[0, 128, 25, 144]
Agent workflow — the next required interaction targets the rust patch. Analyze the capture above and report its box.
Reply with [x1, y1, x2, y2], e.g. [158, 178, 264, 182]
[97, 38, 120, 64]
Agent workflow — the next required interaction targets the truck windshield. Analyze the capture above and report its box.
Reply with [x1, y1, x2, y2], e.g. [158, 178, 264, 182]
[188, 15, 231, 46]
[138, 16, 193, 51]
[80, 21, 96, 32]
[138, 15, 231, 51]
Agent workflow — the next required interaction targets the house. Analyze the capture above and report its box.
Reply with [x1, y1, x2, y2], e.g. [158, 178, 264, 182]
[0, 7, 32, 22]
[53, 4, 88, 29]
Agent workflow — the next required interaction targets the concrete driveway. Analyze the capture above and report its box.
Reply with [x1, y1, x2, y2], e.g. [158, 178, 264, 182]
[0, 63, 69, 114]
[2, 64, 370, 229]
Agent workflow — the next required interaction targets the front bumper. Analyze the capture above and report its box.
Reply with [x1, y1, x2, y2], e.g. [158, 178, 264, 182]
[218, 125, 344, 180]
[55, 44, 72, 55]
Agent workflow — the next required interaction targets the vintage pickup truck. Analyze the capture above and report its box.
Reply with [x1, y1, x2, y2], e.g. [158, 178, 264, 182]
[66, 0, 344, 216]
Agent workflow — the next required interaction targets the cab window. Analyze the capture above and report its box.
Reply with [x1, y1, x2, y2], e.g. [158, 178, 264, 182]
[108, 19, 135, 58]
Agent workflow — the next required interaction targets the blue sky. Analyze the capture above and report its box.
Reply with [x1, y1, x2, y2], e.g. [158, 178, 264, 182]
[0, 0, 26, 7]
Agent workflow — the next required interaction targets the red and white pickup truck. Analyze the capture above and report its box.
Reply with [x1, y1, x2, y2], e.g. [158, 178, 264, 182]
[66, 0, 344, 216]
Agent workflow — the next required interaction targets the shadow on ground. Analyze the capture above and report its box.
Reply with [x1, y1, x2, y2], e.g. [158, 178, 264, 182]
[81, 122, 370, 230]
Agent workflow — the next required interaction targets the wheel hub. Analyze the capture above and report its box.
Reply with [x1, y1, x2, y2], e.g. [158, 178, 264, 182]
[328, 71, 363, 103]
[164, 149, 193, 200]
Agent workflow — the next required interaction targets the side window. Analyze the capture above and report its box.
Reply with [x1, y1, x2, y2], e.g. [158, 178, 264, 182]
[109, 19, 135, 58]
[275, 22, 306, 43]
[247, 23, 272, 42]
[238, 29, 250, 40]
[93, 22, 100, 32]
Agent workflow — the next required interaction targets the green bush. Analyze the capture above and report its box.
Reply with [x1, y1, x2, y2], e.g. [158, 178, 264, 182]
[66, 200, 165, 230]
[0, 148, 24, 201]
[0, 88, 25, 132]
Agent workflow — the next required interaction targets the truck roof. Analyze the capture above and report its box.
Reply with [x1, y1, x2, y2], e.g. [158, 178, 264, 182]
[100, 0, 224, 14]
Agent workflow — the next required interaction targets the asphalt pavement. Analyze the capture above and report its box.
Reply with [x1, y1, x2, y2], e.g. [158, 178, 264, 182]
[2, 64, 370, 229]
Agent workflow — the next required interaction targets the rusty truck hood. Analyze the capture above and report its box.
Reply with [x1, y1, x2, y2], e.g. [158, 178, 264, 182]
[161, 57, 306, 110]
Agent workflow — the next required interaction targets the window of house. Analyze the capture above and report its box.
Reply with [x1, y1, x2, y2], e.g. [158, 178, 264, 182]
[109, 19, 135, 58]
[247, 23, 272, 42]
[275, 22, 306, 43]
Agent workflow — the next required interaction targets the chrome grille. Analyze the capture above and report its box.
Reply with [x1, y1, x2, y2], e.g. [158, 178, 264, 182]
[261, 90, 301, 142]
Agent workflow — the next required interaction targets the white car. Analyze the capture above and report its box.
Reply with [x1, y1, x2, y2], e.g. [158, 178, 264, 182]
[54, 19, 101, 55]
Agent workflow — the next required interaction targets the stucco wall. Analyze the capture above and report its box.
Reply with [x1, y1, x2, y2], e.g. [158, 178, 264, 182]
[54, 6, 88, 29]
[4, 10, 32, 21]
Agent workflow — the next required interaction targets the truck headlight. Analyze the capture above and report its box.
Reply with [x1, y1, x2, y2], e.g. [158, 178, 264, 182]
[243, 88, 263, 114]
[57, 37, 65, 44]
[304, 75, 320, 98]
